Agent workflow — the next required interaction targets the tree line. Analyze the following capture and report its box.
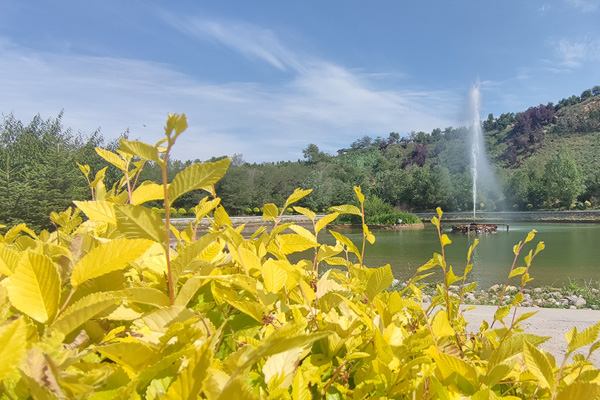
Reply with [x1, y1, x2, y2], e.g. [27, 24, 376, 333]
[1, 85, 599, 230]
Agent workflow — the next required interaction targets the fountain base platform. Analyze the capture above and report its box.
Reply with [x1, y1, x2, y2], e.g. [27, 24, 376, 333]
[451, 223, 498, 234]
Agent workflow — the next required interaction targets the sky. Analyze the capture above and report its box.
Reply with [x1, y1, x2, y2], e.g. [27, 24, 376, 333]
[1, 1, 599, 163]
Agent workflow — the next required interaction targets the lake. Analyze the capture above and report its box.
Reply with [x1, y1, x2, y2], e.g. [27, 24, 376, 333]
[326, 223, 600, 289]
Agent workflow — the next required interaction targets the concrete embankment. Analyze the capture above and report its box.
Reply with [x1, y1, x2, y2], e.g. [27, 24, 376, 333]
[416, 210, 600, 223]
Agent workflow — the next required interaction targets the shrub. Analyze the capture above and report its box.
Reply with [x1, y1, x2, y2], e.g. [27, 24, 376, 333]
[0, 114, 597, 399]
[177, 207, 187, 215]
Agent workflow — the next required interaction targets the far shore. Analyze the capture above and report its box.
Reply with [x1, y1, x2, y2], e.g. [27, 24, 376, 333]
[416, 210, 600, 223]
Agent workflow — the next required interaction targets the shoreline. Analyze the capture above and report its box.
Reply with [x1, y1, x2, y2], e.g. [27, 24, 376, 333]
[416, 210, 600, 223]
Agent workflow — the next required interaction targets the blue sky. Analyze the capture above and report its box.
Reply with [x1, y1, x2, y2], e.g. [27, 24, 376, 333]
[1, 1, 599, 162]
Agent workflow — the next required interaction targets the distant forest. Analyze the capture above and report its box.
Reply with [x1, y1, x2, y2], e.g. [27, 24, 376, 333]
[1, 86, 600, 230]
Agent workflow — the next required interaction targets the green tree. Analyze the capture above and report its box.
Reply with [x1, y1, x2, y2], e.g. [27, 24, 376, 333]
[543, 150, 585, 207]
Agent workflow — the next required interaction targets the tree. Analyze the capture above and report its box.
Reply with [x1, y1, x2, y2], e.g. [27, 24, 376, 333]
[543, 150, 585, 207]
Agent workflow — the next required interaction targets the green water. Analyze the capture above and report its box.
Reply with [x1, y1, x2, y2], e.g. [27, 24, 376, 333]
[327, 223, 600, 289]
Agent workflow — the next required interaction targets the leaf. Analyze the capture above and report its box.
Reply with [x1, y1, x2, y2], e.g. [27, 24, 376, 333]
[329, 205, 362, 216]
[130, 182, 164, 205]
[365, 265, 394, 301]
[194, 197, 221, 220]
[484, 361, 515, 387]
[293, 206, 315, 220]
[77, 162, 90, 178]
[96, 147, 127, 170]
[509, 266, 527, 278]
[7, 251, 60, 323]
[213, 206, 232, 227]
[524, 229, 537, 244]
[284, 188, 313, 209]
[292, 369, 311, 400]
[167, 158, 230, 205]
[50, 292, 122, 336]
[74, 200, 117, 225]
[161, 343, 212, 400]
[523, 340, 555, 390]
[431, 310, 455, 337]
[263, 260, 287, 293]
[71, 238, 154, 286]
[567, 320, 600, 355]
[277, 234, 319, 255]
[441, 234, 451, 247]
[328, 230, 360, 258]
[118, 287, 170, 307]
[0, 244, 19, 276]
[119, 138, 162, 164]
[0, 318, 27, 381]
[494, 304, 511, 323]
[315, 212, 339, 234]
[263, 203, 279, 222]
[98, 341, 158, 371]
[353, 186, 364, 204]
[556, 383, 600, 400]
[115, 204, 166, 243]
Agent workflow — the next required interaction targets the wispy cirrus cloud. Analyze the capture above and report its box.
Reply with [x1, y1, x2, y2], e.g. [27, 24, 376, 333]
[0, 17, 459, 162]
[553, 37, 600, 69]
[565, 0, 599, 12]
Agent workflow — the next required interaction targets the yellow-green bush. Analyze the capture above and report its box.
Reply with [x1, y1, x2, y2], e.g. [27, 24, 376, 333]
[0, 114, 599, 399]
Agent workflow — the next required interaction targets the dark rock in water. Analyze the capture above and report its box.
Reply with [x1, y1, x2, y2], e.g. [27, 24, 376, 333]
[451, 223, 498, 234]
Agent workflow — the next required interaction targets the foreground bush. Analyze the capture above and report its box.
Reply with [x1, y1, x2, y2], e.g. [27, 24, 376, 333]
[0, 114, 599, 399]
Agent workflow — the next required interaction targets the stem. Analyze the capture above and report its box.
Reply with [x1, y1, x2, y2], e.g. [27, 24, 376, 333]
[0, 382, 16, 400]
[360, 202, 366, 268]
[131, 160, 146, 192]
[124, 160, 133, 204]
[56, 287, 77, 319]
[491, 243, 524, 329]
[436, 220, 452, 322]
[162, 147, 175, 305]
[320, 361, 348, 399]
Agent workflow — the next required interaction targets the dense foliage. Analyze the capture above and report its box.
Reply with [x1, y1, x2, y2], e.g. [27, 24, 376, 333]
[1, 115, 600, 399]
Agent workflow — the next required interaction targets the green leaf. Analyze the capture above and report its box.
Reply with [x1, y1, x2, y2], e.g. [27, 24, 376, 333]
[365, 265, 394, 301]
[161, 343, 212, 400]
[50, 292, 122, 336]
[71, 238, 154, 286]
[523, 340, 555, 390]
[7, 251, 61, 323]
[115, 204, 166, 243]
[329, 205, 362, 216]
[74, 200, 117, 225]
[262, 203, 279, 222]
[556, 383, 600, 400]
[0, 318, 27, 381]
[284, 188, 313, 209]
[167, 158, 230, 205]
[119, 138, 162, 164]
[130, 182, 164, 205]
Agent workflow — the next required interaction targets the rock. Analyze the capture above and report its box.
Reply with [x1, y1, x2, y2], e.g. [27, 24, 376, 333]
[523, 288, 531, 294]
[489, 284, 500, 292]
[534, 299, 544, 306]
[422, 294, 432, 303]
[507, 285, 518, 293]
[570, 305, 577, 310]
[533, 287, 543, 294]
[466, 293, 476, 303]
[592, 288, 599, 294]
[575, 297, 587, 307]
[549, 291, 562, 299]
[559, 299, 569, 307]
[523, 293, 532, 302]
[592, 305, 599, 310]
[449, 285, 460, 292]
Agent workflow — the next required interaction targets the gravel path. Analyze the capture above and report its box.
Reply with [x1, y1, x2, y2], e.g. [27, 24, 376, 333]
[463, 305, 600, 365]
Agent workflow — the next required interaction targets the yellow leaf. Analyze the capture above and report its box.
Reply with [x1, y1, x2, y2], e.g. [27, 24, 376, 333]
[130, 182, 164, 205]
[353, 186, 365, 204]
[556, 382, 600, 400]
[77, 162, 90, 178]
[74, 200, 116, 225]
[284, 188, 313, 209]
[315, 212, 339, 234]
[71, 238, 154, 286]
[8, 251, 60, 323]
[194, 197, 221, 220]
[0, 244, 19, 276]
[263, 259, 287, 293]
[237, 247, 262, 274]
[293, 206, 315, 220]
[567, 320, 600, 355]
[213, 206, 232, 227]
[365, 265, 394, 301]
[98, 341, 158, 371]
[431, 310, 455, 337]
[289, 224, 317, 243]
[50, 292, 122, 336]
[0, 318, 28, 381]
[441, 234, 451, 247]
[119, 138, 162, 164]
[277, 234, 319, 255]
[167, 158, 230, 206]
[115, 204, 166, 243]
[96, 147, 127, 170]
[328, 230, 360, 257]
[263, 203, 279, 221]
[162, 343, 213, 400]
[523, 340, 555, 390]
[524, 229, 537, 244]
[436, 207, 443, 219]
[329, 204, 362, 216]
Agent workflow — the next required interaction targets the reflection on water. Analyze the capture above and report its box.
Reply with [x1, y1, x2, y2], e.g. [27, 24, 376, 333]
[323, 223, 600, 289]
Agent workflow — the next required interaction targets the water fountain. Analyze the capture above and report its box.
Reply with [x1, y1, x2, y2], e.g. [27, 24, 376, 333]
[452, 84, 503, 234]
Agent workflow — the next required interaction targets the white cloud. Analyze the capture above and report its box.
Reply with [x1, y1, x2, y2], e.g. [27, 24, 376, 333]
[554, 38, 600, 69]
[0, 20, 459, 163]
[565, 0, 599, 12]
